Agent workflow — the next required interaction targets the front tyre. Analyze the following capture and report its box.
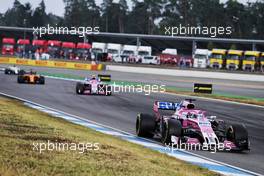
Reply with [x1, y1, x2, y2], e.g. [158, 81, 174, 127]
[39, 76, 45, 84]
[76, 83, 84, 94]
[161, 119, 182, 145]
[226, 124, 249, 151]
[136, 113, 156, 138]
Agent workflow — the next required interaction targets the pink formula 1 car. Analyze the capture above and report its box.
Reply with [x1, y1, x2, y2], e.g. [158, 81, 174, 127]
[76, 75, 112, 96]
[136, 99, 249, 151]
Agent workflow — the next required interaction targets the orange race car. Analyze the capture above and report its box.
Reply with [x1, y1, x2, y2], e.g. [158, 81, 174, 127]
[17, 70, 45, 84]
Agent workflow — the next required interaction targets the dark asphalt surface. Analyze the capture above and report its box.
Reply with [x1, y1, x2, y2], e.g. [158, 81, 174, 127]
[0, 67, 264, 174]
[2, 64, 263, 98]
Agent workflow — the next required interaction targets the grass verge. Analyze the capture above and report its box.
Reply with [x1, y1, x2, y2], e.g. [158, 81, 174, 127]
[40, 71, 264, 106]
[0, 97, 218, 176]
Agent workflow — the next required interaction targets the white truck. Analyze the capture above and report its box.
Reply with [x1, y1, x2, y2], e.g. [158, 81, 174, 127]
[137, 46, 152, 63]
[122, 45, 137, 56]
[115, 45, 137, 63]
[106, 43, 122, 62]
[193, 49, 210, 68]
[92, 42, 106, 53]
[91, 42, 106, 60]
[137, 46, 152, 56]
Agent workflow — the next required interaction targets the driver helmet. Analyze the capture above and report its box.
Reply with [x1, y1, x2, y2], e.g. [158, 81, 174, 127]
[91, 75, 96, 80]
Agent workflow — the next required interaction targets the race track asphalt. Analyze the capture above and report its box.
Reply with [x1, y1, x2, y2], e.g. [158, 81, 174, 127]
[2, 64, 263, 98]
[0, 67, 263, 174]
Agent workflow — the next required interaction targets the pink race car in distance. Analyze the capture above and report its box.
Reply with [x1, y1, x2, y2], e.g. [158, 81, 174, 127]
[76, 75, 112, 95]
[136, 99, 249, 152]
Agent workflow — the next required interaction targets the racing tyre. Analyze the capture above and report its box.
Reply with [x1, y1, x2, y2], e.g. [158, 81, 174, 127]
[76, 83, 84, 94]
[5, 69, 12, 74]
[17, 75, 24, 83]
[161, 119, 182, 145]
[226, 124, 249, 150]
[39, 76, 45, 85]
[136, 113, 156, 138]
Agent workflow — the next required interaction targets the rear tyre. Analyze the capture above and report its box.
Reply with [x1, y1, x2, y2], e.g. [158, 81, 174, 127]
[39, 76, 45, 84]
[136, 113, 156, 138]
[17, 75, 24, 83]
[76, 83, 84, 94]
[161, 119, 182, 145]
[226, 124, 249, 150]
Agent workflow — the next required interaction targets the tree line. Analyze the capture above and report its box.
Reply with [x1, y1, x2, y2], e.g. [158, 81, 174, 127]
[0, 0, 264, 39]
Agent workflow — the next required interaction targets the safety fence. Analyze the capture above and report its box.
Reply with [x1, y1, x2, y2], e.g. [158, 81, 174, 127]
[0, 57, 104, 71]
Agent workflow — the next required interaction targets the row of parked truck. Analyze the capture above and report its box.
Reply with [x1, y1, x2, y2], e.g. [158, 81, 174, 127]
[92, 42, 195, 67]
[92, 42, 162, 64]
[193, 49, 264, 71]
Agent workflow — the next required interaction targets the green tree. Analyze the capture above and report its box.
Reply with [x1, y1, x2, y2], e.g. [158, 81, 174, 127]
[144, 0, 163, 34]
[191, 0, 226, 27]
[159, 0, 192, 35]
[126, 1, 149, 34]
[31, 0, 47, 27]
[100, 0, 129, 33]
[249, 1, 264, 39]
[4, 0, 32, 27]
[224, 0, 249, 38]
[0, 13, 4, 25]
[118, 0, 128, 32]
[1, 0, 264, 39]
[64, 0, 100, 27]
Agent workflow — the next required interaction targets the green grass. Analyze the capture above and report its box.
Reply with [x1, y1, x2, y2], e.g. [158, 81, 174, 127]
[39, 72, 84, 80]
[0, 97, 218, 176]
[39, 71, 264, 106]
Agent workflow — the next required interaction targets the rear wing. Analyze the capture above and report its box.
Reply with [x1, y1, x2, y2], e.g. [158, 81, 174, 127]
[98, 74, 111, 82]
[184, 98, 196, 103]
[153, 101, 179, 111]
